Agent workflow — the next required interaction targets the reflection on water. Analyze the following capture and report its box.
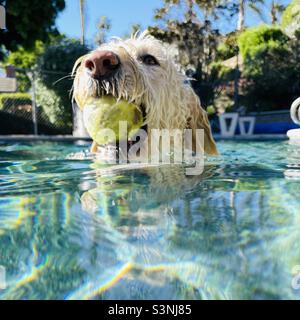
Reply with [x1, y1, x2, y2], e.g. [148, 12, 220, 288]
[0, 140, 300, 299]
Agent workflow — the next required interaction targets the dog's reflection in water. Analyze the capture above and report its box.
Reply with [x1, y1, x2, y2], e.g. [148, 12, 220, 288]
[78, 163, 219, 298]
[81, 162, 216, 228]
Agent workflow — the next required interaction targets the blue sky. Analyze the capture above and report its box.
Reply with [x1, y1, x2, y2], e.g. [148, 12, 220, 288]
[56, 0, 291, 47]
[56, 0, 163, 46]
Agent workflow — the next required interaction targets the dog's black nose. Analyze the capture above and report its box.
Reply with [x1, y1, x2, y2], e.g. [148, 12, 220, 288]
[84, 50, 120, 79]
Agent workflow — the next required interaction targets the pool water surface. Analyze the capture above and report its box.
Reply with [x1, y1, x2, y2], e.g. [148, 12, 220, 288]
[0, 140, 300, 300]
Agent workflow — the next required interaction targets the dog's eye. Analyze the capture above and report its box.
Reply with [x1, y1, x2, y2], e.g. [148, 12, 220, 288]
[140, 54, 159, 66]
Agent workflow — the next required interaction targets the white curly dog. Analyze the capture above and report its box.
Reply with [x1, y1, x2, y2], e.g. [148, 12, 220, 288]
[72, 31, 218, 159]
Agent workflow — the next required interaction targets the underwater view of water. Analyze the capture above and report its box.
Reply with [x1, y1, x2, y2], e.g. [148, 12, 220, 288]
[0, 139, 300, 300]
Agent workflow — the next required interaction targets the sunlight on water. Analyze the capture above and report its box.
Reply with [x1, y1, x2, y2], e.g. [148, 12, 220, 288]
[0, 140, 300, 299]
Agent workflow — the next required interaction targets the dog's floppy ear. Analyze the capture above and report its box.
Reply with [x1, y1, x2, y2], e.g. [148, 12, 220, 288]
[186, 88, 218, 156]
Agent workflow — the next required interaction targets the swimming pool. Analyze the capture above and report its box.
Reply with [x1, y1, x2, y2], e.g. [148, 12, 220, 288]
[0, 139, 300, 300]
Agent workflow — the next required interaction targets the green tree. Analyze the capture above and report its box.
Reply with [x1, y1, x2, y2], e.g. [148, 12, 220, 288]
[215, 32, 240, 61]
[94, 16, 111, 46]
[0, 0, 65, 59]
[3, 34, 65, 92]
[238, 24, 288, 59]
[281, 0, 300, 36]
[238, 25, 299, 111]
[4, 41, 44, 92]
[149, 0, 223, 106]
[37, 38, 89, 130]
[5, 41, 44, 70]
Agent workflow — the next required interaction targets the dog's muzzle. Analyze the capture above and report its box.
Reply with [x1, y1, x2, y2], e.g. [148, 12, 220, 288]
[84, 50, 120, 80]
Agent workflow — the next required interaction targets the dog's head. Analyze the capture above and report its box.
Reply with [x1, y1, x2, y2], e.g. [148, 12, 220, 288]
[72, 31, 217, 155]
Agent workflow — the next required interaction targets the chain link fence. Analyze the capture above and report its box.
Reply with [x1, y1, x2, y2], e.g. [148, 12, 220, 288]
[4, 64, 292, 137]
[0, 66, 75, 135]
[0, 65, 239, 137]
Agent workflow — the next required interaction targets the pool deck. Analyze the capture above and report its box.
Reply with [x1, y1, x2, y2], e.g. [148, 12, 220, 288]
[0, 135, 92, 141]
[213, 134, 287, 140]
[0, 134, 288, 141]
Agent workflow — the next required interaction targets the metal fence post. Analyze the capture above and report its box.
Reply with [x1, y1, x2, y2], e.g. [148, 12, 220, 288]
[234, 54, 240, 110]
[31, 70, 38, 135]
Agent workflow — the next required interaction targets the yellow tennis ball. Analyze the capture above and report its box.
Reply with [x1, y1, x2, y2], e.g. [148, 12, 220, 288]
[82, 96, 143, 145]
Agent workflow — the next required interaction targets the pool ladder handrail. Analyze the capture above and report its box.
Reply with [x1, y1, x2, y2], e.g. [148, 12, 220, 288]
[291, 97, 300, 125]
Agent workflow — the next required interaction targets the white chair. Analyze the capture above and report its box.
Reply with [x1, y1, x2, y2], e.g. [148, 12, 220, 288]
[238, 116, 256, 136]
[219, 113, 239, 137]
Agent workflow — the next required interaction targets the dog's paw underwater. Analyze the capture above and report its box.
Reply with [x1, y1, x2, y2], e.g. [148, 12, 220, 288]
[82, 96, 144, 145]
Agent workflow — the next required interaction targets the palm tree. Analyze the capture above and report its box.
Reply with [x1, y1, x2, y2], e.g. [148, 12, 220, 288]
[237, 0, 245, 30]
[237, 0, 265, 31]
[270, 0, 286, 25]
[237, 0, 286, 30]
[249, 0, 286, 25]
[79, 0, 85, 45]
[94, 16, 111, 45]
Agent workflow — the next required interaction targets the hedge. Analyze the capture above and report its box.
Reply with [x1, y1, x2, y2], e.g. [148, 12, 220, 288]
[0, 93, 32, 110]
[238, 25, 289, 60]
